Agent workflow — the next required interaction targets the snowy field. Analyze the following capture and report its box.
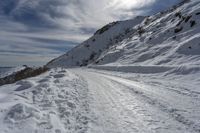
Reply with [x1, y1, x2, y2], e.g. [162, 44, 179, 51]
[0, 68, 199, 133]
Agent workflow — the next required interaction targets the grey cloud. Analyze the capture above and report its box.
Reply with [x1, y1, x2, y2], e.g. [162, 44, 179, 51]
[148, 0, 182, 13]
[0, 0, 70, 28]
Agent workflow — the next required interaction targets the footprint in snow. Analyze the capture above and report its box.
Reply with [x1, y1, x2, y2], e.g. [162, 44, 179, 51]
[4, 103, 38, 124]
[55, 129, 61, 133]
[54, 79, 60, 83]
[58, 70, 66, 73]
[15, 81, 33, 91]
[38, 78, 49, 83]
[53, 74, 65, 78]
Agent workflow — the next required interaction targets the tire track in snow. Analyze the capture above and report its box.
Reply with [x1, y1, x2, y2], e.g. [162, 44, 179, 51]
[95, 71, 200, 133]
[74, 69, 197, 133]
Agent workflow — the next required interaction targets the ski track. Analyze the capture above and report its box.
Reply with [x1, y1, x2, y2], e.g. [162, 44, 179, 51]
[0, 68, 200, 133]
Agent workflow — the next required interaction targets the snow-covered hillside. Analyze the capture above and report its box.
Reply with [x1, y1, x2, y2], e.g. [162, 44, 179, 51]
[47, 0, 200, 71]
[46, 16, 145, 67]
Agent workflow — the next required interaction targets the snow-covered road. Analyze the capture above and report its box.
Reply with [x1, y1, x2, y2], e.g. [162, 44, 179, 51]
[74, 69, 200, 133]
[0, 68, 200, 133]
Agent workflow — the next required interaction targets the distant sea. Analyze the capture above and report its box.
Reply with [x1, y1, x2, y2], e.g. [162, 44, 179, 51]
[0, 67, 13, 78]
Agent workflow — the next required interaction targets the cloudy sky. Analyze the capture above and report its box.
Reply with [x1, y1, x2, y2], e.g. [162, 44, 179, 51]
[0, 0, 181, 66]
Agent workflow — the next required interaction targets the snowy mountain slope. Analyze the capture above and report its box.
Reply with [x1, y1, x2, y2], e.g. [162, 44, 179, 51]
[95, 0, 200, 67]
[47, 0, 200, 72]
[47, 16, 145, 68]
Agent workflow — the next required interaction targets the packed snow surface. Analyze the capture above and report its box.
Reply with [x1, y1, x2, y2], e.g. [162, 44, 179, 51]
[0, 68, 200, 133]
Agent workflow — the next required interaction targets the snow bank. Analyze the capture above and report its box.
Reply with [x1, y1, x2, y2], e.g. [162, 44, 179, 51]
[90, 65, 200, 76]
[90, 65, 173, 74]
